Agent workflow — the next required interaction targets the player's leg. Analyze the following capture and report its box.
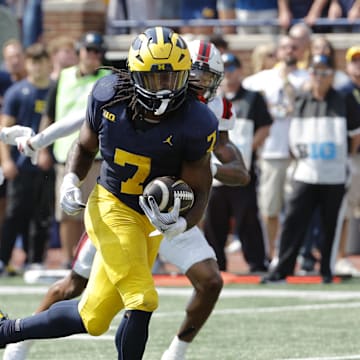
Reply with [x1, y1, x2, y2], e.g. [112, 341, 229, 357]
[3, 233, 93, 360]
[0, 299, 86, 348]
[159, 226, 223, 360]
[2, 272, 88, 360]
[203, 186, 231, 270]
[0, 241, 120, 348]
[82, 184, 161, 358]
[34, 232, 95, 311]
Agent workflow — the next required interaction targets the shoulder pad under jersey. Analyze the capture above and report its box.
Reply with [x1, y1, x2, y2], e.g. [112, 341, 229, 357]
[92, 74, 118, 102]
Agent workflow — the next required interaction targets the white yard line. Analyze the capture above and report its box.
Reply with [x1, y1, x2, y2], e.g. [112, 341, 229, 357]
[4, 286, 360, 301]
[279, 355, 360, 360]
[150, 301, 360, 318]
[158, 288, 360, 300]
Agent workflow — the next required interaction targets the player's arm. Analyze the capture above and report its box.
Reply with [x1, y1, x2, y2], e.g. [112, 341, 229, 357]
[60, 120, 99, 215]
[213, 130, 250, 186]
[180, 152, 213, 230]
[60, 82, 101, 215]
[18, 111, 85, 153]
[66, 120, 99, 180]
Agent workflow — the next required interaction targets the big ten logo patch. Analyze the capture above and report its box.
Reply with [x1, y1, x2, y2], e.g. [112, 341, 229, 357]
[103, 109, 116, 122]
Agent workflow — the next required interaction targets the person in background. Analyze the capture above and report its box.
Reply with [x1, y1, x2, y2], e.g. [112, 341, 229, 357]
[0, 70, 12, 109]
[204, 52, 271, 273]
[218, 0, 280, 34]
[2, 39, 27, 83]
[0, 43, 53, 276]
[250, 42, 277, 74]
[217, 0, 237, 34]
[209, 35, 229, 54]
[298, 35, 350, 274]
[328, 0, 360, 32]
[310, 34, 350, 89]
[0, 39, 27, 266]
[47, 35, 78, 81]
[180, 0, 217, 35]
[243, 35, 309, 263]
[289, 22, 312, 69]
[40, 31, 109, 269]
[262, 54, 360, 284]
[278, 0, 331, 32]
[22, 0, 43, 48]
[0, 2, 20, 64]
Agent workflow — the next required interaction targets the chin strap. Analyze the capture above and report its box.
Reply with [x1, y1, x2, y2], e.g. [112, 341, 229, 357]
[154, 98, 170, 116]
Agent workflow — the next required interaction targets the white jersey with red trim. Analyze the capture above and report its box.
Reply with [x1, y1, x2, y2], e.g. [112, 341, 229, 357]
[208, 95, 235, 131]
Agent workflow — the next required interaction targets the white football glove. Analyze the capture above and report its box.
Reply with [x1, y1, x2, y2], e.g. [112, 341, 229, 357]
[139, 195, 187, 240]
[0, 126, 34, 145]
[60, 172, 85, 215]
[15, 136, 39, 165]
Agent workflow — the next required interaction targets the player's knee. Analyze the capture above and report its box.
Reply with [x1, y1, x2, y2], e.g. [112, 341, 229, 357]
[48, 279, 70, 302]
[206, 272, 223, 296]
[141, 288, 159, 312]
[83, 316, 111, 336]
[64, 273, 88, 299]
[129, 288, 159, 312]
[196, 271, 223, 299]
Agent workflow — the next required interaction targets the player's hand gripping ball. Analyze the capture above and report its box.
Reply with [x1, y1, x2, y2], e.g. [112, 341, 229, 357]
[143, 176, 194, 216]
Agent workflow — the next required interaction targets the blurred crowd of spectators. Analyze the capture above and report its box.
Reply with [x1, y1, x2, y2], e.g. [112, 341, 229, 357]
[105, 0, 360, 35]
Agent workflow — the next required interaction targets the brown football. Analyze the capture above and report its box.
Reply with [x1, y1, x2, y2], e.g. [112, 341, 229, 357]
[143, 176, 194, 216]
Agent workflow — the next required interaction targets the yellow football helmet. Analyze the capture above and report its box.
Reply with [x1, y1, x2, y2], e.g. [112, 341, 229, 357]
[128, 27, 191, 116]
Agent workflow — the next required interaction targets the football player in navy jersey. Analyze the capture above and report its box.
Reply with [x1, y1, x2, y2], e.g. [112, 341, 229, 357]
[0, 27, 218, 359]
[1, 38, 250, 360]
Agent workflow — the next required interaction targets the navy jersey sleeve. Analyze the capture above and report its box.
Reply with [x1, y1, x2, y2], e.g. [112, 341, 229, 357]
[2, 84, 20, 118]
[182, 101, 219, 162]
[252, 91, 273, 132]
[85, 91, 102, 133]
[86, 74, 118, 134]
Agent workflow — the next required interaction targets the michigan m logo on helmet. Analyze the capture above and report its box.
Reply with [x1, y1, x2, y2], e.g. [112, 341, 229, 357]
[128, 27, 191, 115]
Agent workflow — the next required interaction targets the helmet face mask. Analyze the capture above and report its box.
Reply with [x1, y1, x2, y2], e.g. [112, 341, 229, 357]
[190, 66, 222, 101]
[188, 40, 224, 101]
[132, 71, 189, 93]
[128, 27, 191, 116]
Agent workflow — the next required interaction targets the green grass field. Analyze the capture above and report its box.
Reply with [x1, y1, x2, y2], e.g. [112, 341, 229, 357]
[2, 277, 360, 359]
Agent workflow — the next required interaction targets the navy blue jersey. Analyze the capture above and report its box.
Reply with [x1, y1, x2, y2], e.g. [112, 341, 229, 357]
[86, 74, 219, 212]
[2, 79, 50, 170]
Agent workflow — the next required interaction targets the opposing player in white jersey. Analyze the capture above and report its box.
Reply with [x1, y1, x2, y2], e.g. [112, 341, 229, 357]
[1, 39, 249, 360]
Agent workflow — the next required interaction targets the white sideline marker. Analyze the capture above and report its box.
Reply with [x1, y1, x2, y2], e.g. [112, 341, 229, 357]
[279, 355, 360, 360]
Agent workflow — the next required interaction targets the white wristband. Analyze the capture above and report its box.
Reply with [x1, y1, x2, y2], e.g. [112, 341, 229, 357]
[210, 162, 218, 177]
